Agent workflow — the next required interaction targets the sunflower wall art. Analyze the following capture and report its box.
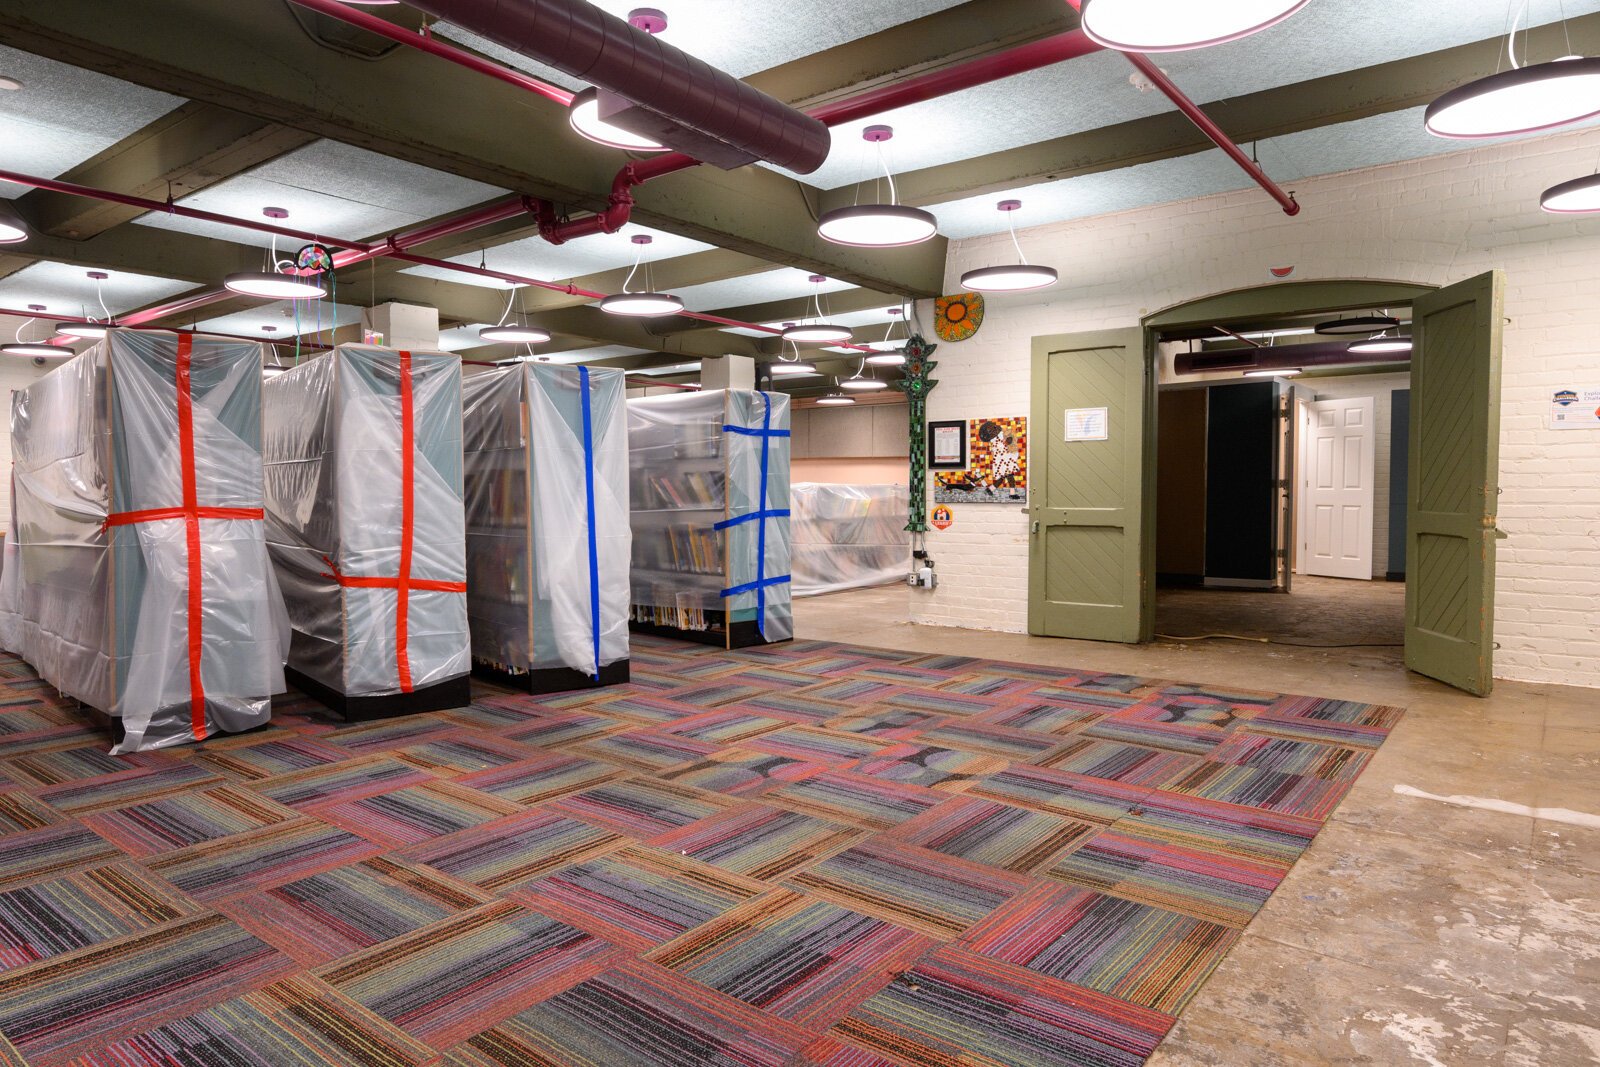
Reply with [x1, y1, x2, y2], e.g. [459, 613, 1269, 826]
[933, 416, 1027, 504]
[933, 292, 984, 342]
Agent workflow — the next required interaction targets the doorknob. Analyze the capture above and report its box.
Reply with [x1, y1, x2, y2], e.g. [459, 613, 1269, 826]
[1031, 520, 1040, 534]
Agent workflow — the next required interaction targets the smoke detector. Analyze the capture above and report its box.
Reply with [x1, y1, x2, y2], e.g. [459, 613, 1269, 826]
[1128, 67, 1171, 93]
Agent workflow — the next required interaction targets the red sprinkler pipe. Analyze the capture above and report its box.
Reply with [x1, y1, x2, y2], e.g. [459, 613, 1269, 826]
[283, 0, 574, 106]
[1060, 0, 1299, 216]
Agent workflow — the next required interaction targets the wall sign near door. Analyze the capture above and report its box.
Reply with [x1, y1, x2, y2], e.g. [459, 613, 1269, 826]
[928, 420, 967, 469]
[1064, 406, 1109, 441]
[1550, 386, 1600, 429]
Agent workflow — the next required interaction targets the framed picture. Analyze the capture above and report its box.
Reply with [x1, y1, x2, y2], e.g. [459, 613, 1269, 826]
[933, 416, 1028, 504]
[928, 420, 967, 470]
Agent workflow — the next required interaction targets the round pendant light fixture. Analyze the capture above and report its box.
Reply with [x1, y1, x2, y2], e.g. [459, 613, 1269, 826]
[601, 234, 684, 317]
[57, 323, 108, 340]
[4, 304, 62, 357]
[1540, 172, 1600, 213]
[1313, 314, 1399, 336]
[224, 271, 327, 300]
[0, 200, 30, 244]
[960, 200, 1058, 293]
[1079, 0, 1309, 53]
[1426, 57, 1600, 139]
[1348, 333, 1412, 355]
[866, 350, 906, 366]
[769, 359, 818, 376]
[781, 275, 854, 344]
[815, 391, 855, 405]
[479, 324, 552, 344]
[840, 376, 888, 391]
[1244, 367, 1301, 377]
[818, 127, 938, 248]
[56, 272, 116, 340]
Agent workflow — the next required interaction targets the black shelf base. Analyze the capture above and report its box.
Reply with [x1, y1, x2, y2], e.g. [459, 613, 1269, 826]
[286, 668, 472, 722]
[472, 658, 630, 694]
[628, 619, 785, 650]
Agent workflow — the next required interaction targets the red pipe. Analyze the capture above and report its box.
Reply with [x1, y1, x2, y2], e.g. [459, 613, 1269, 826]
[330, 194, 532, 269]
[283, 0, 573, 106]
[1060, 0, 1299, 216]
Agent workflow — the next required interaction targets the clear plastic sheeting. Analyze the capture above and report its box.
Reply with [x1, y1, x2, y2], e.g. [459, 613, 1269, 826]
[0, 330, 288, 753]
[627, 389, 791, 644]
[263, 344, 469, 699]
[462, 362, 630, 678]
[791, 483, 909, 597]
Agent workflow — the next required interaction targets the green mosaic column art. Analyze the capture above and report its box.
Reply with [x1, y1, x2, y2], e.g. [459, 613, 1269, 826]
[894, 333, 938, 532]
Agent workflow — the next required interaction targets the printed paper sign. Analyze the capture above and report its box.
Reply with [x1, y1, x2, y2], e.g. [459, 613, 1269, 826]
[1550, 386, 1600, 429]
[1065, 407, 1109, 441]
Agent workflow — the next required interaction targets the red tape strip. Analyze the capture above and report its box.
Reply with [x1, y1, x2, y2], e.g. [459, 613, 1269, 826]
[397, 351, 415, 693]
[175, 335, 206, 739]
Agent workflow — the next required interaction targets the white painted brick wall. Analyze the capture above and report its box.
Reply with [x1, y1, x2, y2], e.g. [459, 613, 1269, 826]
[918, 127, 1600, 689]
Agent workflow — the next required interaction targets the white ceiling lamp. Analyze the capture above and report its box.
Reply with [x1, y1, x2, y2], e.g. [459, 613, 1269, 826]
[961, 200, 1058, 292]
[1426, 7, 1600, 138]
[781, 276, 853, 344]
[770, 332, 818, 376]
[55, 272, 117, 340]
[818, 126, 938, 248]
[1540, 171, 1600, 213]
[1244, 367, 1301, 377]
[1079, 0, 1309, 52]
[865, 306, 908, 365]
[0, 200, 30, 244]
[815, 390, 855, 405]
[224, 207, 327, 300]
[840, 359, 888, 391]
[568, 10, 671, 152]
[1348, 332, 1413, 354]
[3, 304, 64, 357]
[600, 234, 684, 317]
[480, 284, 551, 343]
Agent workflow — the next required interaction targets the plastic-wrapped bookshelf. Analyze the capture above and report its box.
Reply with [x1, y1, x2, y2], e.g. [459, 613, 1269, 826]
[263, 344, 470, 719]
[627, 389, 792, 648]
[462, 361, 631, 692]
[0, 330, 288, 753]
[791, 483, 909, 596]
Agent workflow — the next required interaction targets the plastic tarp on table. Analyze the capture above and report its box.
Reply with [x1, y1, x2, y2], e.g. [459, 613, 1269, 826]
[263, 344, 468, 698]
[791, 483, 909, 596]
[0, 330, 287, 753]
[627, 389, 792, 642]
[462, 362, 630, 678]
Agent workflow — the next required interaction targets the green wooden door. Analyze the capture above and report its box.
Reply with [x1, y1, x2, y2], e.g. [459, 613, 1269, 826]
[1028, 329, 1149, 642]
[1405, 271, 1504, 695]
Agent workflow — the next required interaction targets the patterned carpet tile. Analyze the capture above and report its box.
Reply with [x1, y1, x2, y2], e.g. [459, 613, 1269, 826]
[767, 771, 948, 831]
[832, 945, 1173, 1067]
[403, 808, 625, 893]
[219, 856, 494, 966]
[457, 752, 628, 807]
[251, 757, 433, 811]
[70, 974, 438, 1067]
[1159, 761, 1358, 821]
[885, 796, 1097, 874]
[659, 748, 831, 797]
[0, 744, 155, 788]
[935, 670, 1048, 698]
[648, 889, 933, 1029]
[1043, 827, 1286, 928]
[1207, 733, 1372, 781]
[745, 726, 904, 767]
[0, 824, 122, 891]
[0, 793, 57, 834]
[974, 699, 1108, 735]
[318, 899, 619, 1048]
[798, 679, 903, 704]
[1262, 695, 1407, 728]
[656, 709, 794, 745]
[568, 728, 720, 774]
[0, 863, 201, 971]
[1108, 695, 1259, 732]
[960, 880, 1242, 1015]
[910, 720, 1065, 761]
[819, 708, 943, 740]
[148, 819, 381, 902]
[850, 745, 1008, 792]
[969, 765, 1154, 824]
[1110, 790, 1322, 869]
[547, 777, 735, 838]
[0, 912, 296, 1063]
[1035, 737, 1203, 787]
[587, 694, 705, 726]
[316, 780, 524, 849]
[444, 958, 813, 1067]
[1081, 718, 1231, 757]
[786, 840, 1029, 939]
[645, 681, 777, 709]
[512, 845, 766, 952]
[715, 667, 828, 692]
[392, 732, 544, 775]
[320, 717, 462, 755]
[650, 804, 863, 881]
[878, 688, 1002, 717]
[81, 785, 297, 857]
[191, 735, 353, 782]
[35, 763, 223, 817]
[736, 690, 852, 724]
[501, 711, 626, 749]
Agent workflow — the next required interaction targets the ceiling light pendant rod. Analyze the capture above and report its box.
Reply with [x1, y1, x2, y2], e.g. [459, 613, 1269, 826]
[282, 0, 575, 106]
[1060, 0, 1299, 216]
[0, 305, 336, 352]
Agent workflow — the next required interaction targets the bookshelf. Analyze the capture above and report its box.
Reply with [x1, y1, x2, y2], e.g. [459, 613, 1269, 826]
[627, 389, 792, 648]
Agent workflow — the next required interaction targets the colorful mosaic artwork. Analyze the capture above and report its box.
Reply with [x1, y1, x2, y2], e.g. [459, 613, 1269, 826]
[934, 415, 1029, 503]
[0, 636, 1400, 1066]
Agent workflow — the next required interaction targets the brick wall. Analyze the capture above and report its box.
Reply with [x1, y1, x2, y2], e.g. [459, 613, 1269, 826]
[917, 126, 1600, 689]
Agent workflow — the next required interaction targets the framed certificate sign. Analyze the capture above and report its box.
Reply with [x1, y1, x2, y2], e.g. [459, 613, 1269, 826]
[928, 420, 967, 470]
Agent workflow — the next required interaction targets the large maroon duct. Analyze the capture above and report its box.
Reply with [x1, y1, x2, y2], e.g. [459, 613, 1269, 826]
[1174, 343, 1409, 375]
[404, 0, 831, 173]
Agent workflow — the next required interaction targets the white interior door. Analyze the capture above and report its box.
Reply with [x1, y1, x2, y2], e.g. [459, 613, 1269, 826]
[1303, 396, 1375, 580]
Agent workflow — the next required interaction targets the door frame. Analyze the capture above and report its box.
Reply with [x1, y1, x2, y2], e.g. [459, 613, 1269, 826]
[1139, 279, 1435, 642]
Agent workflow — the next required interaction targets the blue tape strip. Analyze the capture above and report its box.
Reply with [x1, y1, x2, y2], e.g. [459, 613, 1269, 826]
[720, 574, 791, 598]
[755, 393, 771, 638]
[579, 366, 601, 681]
[722, 424, 790, 438]
[713, 508, 789, 531]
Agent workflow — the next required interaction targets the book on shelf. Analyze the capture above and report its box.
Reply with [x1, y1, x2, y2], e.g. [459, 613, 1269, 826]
[631, 524, 722, 574]
[634, 469, 725, 510]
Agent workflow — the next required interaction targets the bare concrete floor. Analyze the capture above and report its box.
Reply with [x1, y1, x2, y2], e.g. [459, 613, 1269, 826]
[794, 585, 1600, 1067]
[1157, 574, 1406, 653]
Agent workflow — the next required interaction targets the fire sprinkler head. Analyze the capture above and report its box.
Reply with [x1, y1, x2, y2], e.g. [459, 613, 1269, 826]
[632, 234, 653, 245]
[27, 304, 45, 312]
[628, 7, 667, 33]
[263, 326, 278, 333]
[997, 199, 1022, 212]
[263, 207, 289, 219]
[863, 125, 894, 143]
[86, 271, 109, 280]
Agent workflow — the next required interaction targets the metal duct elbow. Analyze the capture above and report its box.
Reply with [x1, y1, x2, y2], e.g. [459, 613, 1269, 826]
[405, 0, 832, 174]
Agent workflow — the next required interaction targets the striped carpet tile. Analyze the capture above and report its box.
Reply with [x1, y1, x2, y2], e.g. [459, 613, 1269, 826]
[320, 781, 523, 848]
[887, 796, 1097, 873]
[190, 734, 352, 781]
[458, 752, 628, 807]
[251, 757, 433, 811]
[659, 748, 830, 797]
[648, 888, 933, 1029]
[1109, 790, 1322, 869]
[1081, 718, 1233, 757]
[745, 726, 902, 766]
[0, 824, 121, 890]
[0, 863, 201, 970]
[649, 805, 863, 881]
[148, 819, 381, 902]
[502, 712, 625, 749]
[1160, 761, 1359, 820]
[960, 880, 1242, 1014]
[968, 764, 1154, 824]
[832, 945, 1173, 1067]
[766, 770, 947, 831]
[849, 744, 1008, 791]
[0, 793, 58, 834]
[403, 809, 625, 892]
[975, 699, 1109, 734]
[546, 777, 735, 838]
[392, 733, 543, 774]
[911, 720, 1065, 761]
[0, 745, 152, 788]
[568, 729, 719, 773]
[34, 764, 222, 817]
[819, 708, 943, 739]
[1036, 737, 1202, 787]
[1207, 732, 1371, 780]
[80, 785, 296, 856]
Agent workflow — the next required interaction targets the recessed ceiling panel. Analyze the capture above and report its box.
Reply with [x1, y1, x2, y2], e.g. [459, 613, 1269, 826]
[0, 262, 193, 318]
[502, 344, 651, 365]
[134, 140, 506, 249]
[671, 268, 855, 312]
[192, 300, 362, 340]
[804, 5, 1600, 190]
[399, 222, 714, 288]
[0, 45, 184, 198]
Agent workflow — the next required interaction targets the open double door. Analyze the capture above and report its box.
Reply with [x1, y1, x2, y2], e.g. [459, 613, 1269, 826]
[1026, 272, 1504, 695]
